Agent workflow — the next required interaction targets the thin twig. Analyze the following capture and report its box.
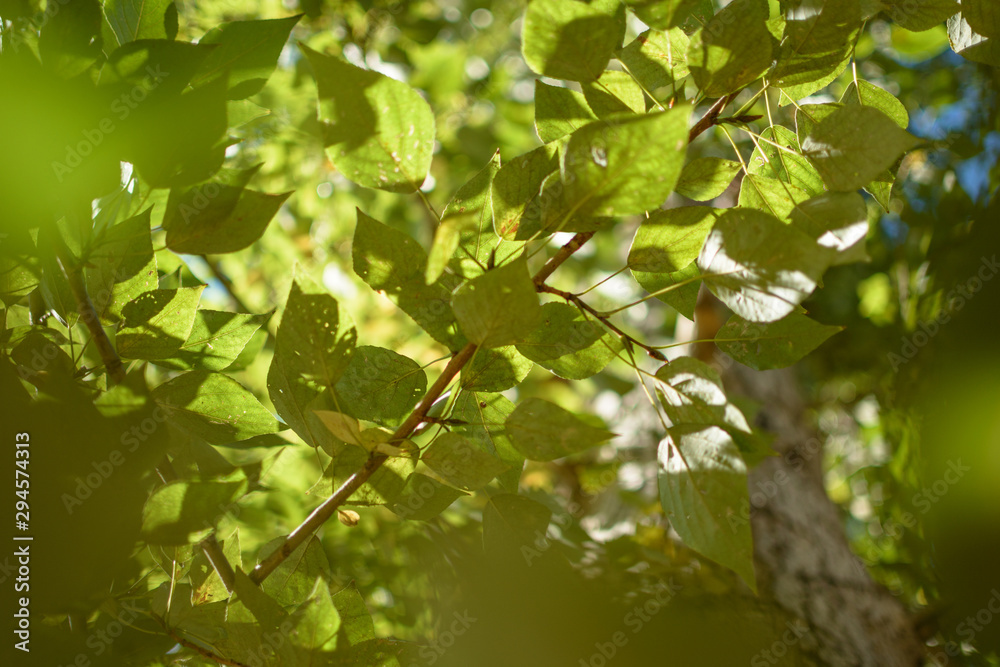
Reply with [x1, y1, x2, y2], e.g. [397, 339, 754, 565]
[538, 284, 666, 361]
[202, 256, 252, 314]
[57, 246, 126, 384]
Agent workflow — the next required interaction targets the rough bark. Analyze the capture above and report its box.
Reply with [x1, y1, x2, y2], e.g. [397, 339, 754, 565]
[695, 290, 925, 666]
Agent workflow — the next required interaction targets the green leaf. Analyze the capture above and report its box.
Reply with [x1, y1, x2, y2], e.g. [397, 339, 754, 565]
[801, 105, 919, 192]
[191, 15, 301, 99]
[521, 0, 625, 82]
[153, 370, 279, 443]
[353, 210, 462, 347]
[421, 432, 509, 491]
[885, 0, 960, 32]
[452, 258, 541, 348]
[231, 569, 288, 629]
[619, 27, 691, 92]
[516, 302, 622, 380]
[483, 493, 552, 558]
[747, 125, 825, 196]
[697, 208, 833, 322]
[289, 577, 340, 651]
[774, 52, 851, 105]
[332, 583, 375, 646]
[948, 13, 1000, 67]
[770, 0, 861, 89]
[452, 391, 523, 491]
[117, 285, 204, 359]
[0, 257, 37, 305]
[442, 151, 523, 279]
[841, 79, 909, 128]
[625, 0, 714, 31]
[506, 397, 614, 461]
[789, 191, 870, 264]
[103, 0, 177, 46]
[270, 272, 357, 389]
[426, 213, 474, 285]
[687, 0, 773, 97]
[305, 45, 435, 192]
[266, 272, 356, 451]
[155, 310, 270, 371]
[86, 207, 158, 323]
[387, 473, 467, 521]
[163, 167, 291, 254]
[561, 106, 690, 217]
[581, 70, 646, 118]
[865, 168, 896, 211]
[38, 0, 103, 77]
[493, 144, 559, 240]
[141, 480, 243, 545]
[461, 345, 533, 392]
[313, 410, 365, 446]
[738, 174, 812, 219]
[653, 357, 754, 437]
[793, 102, 841, 148]
[101, 39, 210, 90]
[716, 312, 843, 370]
[628, 206, 719, 274]
[675, 158, 741, 201]
[631, 260, 702, 320]
[964, 0, 1000, 39]
[534, 81, 599, 145]
[332, 346, 427, 427]
[658, 426, 756, 591]
[260, 536, 332, 608]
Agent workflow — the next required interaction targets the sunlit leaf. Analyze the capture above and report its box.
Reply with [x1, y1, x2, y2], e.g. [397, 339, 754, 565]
[305, 45, 435, 192]
[716, 312, 843, 369]
[506, 397, 614, 461]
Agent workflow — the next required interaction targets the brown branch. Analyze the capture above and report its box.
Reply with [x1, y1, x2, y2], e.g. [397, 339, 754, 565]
[57, 248, 126, 384]
[249, 231, 596, 585]
[533, 232, 595, 287]
[246, 98, 732, 586]
[688, 92, 738, 144]
[200, 534, 237, 594]
[250, 341, 477, 584]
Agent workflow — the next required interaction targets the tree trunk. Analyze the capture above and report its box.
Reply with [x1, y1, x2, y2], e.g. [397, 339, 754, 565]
[694, 290, 925, 666]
